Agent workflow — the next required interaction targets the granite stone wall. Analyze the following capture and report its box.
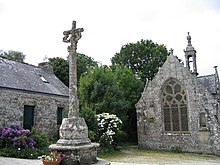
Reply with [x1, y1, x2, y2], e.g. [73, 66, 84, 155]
[0, 87, 68, 136]
[136, 55, 220, 155]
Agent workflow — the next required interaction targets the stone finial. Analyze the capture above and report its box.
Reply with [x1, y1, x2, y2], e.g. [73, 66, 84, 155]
[187, 32, 192, 46]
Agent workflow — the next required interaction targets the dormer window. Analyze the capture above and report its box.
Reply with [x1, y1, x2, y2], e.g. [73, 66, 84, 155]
[39, 75, 49, 83]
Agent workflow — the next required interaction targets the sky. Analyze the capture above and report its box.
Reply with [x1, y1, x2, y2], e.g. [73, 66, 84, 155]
[0, 0, 220, 76]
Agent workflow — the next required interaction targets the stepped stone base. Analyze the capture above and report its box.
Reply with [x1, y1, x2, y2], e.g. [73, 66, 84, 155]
[49, 117, 110, 165]
[49, 143, 101, 165]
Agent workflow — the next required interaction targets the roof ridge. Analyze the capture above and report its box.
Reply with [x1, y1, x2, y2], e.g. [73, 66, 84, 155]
[0, 55, 38, 68]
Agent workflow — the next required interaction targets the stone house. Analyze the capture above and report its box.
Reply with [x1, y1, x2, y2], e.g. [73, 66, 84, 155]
[0, 57, 69, 136]
[136, 33, 220, 155]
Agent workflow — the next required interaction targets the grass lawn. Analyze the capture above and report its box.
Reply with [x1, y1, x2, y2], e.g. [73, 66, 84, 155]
[98, 144, 220, 164]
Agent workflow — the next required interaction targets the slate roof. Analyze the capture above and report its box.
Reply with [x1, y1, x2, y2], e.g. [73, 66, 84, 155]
[198, 74, 218, 94]
[0, 57, 69, 97]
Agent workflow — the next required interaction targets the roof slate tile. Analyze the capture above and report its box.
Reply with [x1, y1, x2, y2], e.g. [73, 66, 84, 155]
[0, 57, 69, 97]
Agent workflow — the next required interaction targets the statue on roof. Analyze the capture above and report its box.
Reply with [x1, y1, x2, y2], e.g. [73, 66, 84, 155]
[187, 32, 192, 46]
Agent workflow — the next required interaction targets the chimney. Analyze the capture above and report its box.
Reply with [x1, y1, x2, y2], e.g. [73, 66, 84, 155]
[38, 62, 53, 73]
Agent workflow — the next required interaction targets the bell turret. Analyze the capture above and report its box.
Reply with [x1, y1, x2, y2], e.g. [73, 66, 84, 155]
[184, 32, 198, 76]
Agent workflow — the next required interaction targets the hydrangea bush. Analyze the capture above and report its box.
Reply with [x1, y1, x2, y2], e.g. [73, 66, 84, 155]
[97, 113, 122, 150]
[0, 125, 36, 149]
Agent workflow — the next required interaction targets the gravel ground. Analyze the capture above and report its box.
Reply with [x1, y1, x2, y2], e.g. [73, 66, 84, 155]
[1, 146, 220, 165]
[1, 156, 220, 165]
[102, 146, 220, 165]
[0, 157, 144, 165]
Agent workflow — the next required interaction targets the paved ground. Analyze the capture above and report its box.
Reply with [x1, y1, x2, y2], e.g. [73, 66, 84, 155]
[0, 157, 141, 165]
[1, 156, 220, 165]
[0, 157, 137, 165]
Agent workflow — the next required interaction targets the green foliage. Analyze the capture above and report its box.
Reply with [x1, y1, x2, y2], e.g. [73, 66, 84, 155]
[48, 57, 69, 87]
[79, 66, 121, 115]
[99, 133, 115, 152]
[0, 50, 26, 62]
[111, 39, 168, 83]
[30, 127, 50, 149]
[76, 53, 98, 82]
[79, 106, 98, 141]
[79, 65, 144, 142]
[48, 53, 98, 87]
[0, 147, 48, 159]
[0, 125, 50, 159]
[88, 131, 97, 142]
[114, 130, 127, 144]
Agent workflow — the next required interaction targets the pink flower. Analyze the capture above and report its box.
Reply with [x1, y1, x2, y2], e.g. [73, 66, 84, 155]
[57, 152, 62, 161]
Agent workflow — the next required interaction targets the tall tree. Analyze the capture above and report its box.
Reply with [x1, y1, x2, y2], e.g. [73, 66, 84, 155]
[0, 50, 26, 62]
[111, 39, 169, 83]
[76, 53, 98, 82]
[48, 57, 69, 87]
[79, 65, 144, 141]
[48, 53, 98, 87]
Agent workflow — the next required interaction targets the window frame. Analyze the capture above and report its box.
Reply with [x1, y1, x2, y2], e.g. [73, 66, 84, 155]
[57, 107, 63, 125]
[23, 105, 35, 131]
[161, 78, 189, 133]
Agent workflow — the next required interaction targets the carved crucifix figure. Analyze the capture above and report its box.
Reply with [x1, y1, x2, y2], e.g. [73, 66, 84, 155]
[63, 21, 84, 118]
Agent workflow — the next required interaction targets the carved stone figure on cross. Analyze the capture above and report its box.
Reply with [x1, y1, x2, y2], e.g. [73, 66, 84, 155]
[63, 21, 84, 51]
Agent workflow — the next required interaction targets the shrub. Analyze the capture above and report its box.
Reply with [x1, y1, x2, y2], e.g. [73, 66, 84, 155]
[0, 147, 47, 159]
[97, 113, 122, 151]
[0, 125, 50, 159]
[30, 127, 50, 149]
[80, 106, 99, 141]
[0, 125, 35, 149]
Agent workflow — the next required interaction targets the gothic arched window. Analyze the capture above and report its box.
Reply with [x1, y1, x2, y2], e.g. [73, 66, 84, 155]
[162, 78, 188, 132]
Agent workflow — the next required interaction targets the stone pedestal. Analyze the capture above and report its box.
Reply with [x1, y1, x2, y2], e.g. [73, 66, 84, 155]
[56, 117, 91, 146]
[49, 117, 109, 165]
[49, 143, 100, 165]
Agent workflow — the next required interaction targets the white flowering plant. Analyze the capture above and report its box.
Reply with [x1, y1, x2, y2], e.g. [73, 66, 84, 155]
[96, 113, 122, 150]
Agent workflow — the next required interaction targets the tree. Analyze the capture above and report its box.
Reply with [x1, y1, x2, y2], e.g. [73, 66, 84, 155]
[48, 57, 69, 87]
[76, 53, 98, 82]
[111, 39, 169, 83]
[0, 50, 26, 62]
[48, 53, 98, 87]
[78, 65, 144, 142]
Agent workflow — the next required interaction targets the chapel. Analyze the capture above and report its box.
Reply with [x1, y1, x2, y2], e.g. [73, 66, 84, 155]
[136, 33, 220, 155]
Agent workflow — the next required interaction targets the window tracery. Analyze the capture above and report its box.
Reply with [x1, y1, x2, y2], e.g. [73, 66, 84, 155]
[162, 79, 188, 132]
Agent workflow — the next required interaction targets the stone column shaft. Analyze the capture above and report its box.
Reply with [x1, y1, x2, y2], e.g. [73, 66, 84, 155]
[63, 21, 84, 118]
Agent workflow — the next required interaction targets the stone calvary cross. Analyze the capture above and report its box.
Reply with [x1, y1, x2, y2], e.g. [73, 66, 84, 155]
[63, 21, 84, 118]
[49, 21, 107, 165]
